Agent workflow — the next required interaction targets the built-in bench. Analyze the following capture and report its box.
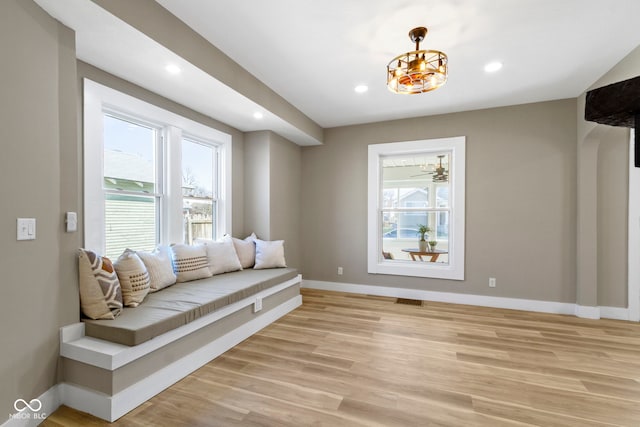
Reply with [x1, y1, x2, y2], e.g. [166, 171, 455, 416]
[59, 268, 302, 422]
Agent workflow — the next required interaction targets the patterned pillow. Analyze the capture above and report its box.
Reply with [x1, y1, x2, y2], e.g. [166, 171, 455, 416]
[232, 233, 257, 269]
[170, 244, 212, 282]
[195, 235, 242, 275]
[114, 249, 151, 307]
[137, 246, 177, 292]
[77, 249, 123, 320]
[254, 239, 287, 269]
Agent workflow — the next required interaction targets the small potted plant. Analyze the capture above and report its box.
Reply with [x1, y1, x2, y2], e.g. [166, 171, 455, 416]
[417, 224, 431, 252]
[428, 240, 438, 251]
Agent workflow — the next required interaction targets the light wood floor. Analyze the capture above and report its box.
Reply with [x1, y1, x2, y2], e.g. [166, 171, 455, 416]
[44, 289, 640, 426]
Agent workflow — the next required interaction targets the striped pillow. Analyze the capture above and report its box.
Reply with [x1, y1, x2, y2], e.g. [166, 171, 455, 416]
[170, 244, 212, 282]
[137, 245, 176, 292]
[77, 249, 123, 320]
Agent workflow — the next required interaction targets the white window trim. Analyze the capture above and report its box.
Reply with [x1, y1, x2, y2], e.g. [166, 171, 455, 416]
[367, 137, 466, 280]
[83, 79, 232, 253]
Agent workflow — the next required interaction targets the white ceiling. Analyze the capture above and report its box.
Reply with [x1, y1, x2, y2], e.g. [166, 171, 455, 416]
[35, 0, 640, 143]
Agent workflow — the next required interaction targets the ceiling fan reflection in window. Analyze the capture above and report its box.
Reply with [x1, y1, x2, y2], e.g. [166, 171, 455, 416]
[411, 154, 449, 182]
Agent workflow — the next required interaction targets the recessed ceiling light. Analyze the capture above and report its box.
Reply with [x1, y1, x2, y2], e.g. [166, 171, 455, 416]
[484, 61, 503, 73]
[354, 85, 368, 93]
[253, 112, 264, 120]
[165, 64, 181, 75]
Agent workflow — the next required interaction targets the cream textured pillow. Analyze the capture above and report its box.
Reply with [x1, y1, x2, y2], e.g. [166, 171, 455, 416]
[77, 249, 123, 320]
[137, 246, 176, 292]
[253, 239, 287, 269]
[195, 236, 242, 275]
[171, 244, 212, 282]
[114, 249, 151, 307]
[233, 233, 257, 269]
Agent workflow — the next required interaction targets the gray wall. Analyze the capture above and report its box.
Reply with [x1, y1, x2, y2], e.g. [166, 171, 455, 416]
[244, 131, 302, 269]
[244, 131, 271, 239]
[575, 44, 640, 308]
[269, 132, 302, 270]
[0, 0, 80, 415]
[597, 137, 628, 306]
[301, 100, 578, 303]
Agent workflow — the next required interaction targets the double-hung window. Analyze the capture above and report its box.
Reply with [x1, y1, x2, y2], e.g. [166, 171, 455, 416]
[103, 113, 162, 258]
[368, 137, 465, 280]
[84, 79, 232, 257]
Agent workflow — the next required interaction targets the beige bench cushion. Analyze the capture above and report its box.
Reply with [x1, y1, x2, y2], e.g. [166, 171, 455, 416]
[83, 268, 298, 346]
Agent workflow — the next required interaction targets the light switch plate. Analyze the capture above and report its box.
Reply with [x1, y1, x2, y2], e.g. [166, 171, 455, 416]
[17, 218, 36, 241]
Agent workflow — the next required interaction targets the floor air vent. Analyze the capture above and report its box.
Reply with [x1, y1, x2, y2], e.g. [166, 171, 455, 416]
[396, 298, 423, 306]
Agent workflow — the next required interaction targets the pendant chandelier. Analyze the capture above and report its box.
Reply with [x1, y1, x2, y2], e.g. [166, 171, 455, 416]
[387, 27, 448, 94]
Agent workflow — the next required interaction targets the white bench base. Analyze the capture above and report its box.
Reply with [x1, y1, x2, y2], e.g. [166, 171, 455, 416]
[59, 275, 302, 422]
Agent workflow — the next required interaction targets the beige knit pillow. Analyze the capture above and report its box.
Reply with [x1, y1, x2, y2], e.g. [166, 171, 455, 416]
[170, 244, 212, 282]
[77, 249, 123, 320]
[232, 233, 257, 269]
[137, 245, 176, 292]
[114, 249, 151, 307]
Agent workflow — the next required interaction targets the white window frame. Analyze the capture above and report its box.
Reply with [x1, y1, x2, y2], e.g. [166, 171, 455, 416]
[83, 79, 232, 254]
[367, 137, 465, 280]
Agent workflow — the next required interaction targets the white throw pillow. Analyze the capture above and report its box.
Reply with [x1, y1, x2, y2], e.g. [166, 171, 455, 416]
[232, 233, 257, 269]
[137, 245, 177, 292]
[114, 249, 151, 307]
[195, 236, 242, 275]
[170, 244, 212, 282]
[253, 239, 287, 269]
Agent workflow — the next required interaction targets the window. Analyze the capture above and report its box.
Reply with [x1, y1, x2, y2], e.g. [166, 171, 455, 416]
[368, 137, 465, 280]
[103, 114, 161, 258]
[84, 79, 232, 256]
[182, 137, 217, 244]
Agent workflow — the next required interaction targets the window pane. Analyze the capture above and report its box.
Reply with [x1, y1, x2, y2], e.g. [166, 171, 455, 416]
[380, 151, 451, 264]
[182, 138, 215, 243]
[105, 194, 157, 259]
[103, 114, 158, 256]
[184, 200, 216, 244]
[103, 115, 155, 193]
[436, 211, 450, 240]
[436, 185, 449, 208]
[382, 189, 397, 208]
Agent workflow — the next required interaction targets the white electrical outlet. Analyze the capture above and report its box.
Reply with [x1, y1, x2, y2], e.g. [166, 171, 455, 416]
[66, 212, 77, 232]
[489, 277, 496, 288]
[337, 267, 343, 275]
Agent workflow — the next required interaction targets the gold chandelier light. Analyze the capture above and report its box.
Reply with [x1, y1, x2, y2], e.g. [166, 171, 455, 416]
[387, 26, 448, 94]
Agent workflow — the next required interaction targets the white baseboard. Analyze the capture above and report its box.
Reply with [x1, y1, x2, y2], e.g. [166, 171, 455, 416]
[600, 305, 631, 321]
[1, 384, 61, 427]
[61, 294, 302, 422]
[574, 305, 601, 319]
[302, 280, 630, 320]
